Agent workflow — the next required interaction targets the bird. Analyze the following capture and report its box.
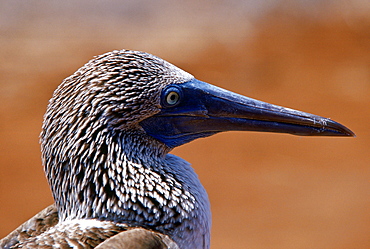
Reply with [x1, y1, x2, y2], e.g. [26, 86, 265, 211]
[0, 49, 354, 249]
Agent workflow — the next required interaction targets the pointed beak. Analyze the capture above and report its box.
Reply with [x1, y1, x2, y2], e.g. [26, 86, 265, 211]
[140, 79, 355, 148]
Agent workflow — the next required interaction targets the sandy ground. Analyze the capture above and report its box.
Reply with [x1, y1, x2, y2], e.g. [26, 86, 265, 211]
[0, 1, 369, 248]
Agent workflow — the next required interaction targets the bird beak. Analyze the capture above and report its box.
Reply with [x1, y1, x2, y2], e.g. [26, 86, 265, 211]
[140, 79, 355, 148]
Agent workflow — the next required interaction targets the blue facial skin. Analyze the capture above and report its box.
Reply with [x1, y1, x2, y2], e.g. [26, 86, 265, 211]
[140, 79, 354, 148]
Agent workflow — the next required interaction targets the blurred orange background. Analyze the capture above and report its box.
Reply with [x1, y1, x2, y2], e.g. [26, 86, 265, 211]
[0, 1, 369, 248]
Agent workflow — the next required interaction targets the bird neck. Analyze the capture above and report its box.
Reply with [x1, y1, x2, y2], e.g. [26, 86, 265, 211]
[43, 128, 211, 247]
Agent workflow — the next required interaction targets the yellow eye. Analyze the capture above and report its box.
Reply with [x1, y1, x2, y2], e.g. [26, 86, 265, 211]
[166, 91, 180, 106]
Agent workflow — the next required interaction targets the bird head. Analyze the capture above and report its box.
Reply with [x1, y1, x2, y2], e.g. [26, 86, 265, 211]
[42, 49, 354, 156]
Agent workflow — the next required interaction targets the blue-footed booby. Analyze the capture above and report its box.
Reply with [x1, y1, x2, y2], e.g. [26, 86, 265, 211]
[0, 49, 354, 249]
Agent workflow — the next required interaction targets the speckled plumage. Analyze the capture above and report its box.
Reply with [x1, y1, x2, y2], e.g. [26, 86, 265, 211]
[0, 205, 59, 248]
[2, 50, 210, 249]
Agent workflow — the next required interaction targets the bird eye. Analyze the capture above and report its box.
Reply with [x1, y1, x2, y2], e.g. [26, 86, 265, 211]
[166, 91, 180, 106]
[162, 86, 182, 107]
